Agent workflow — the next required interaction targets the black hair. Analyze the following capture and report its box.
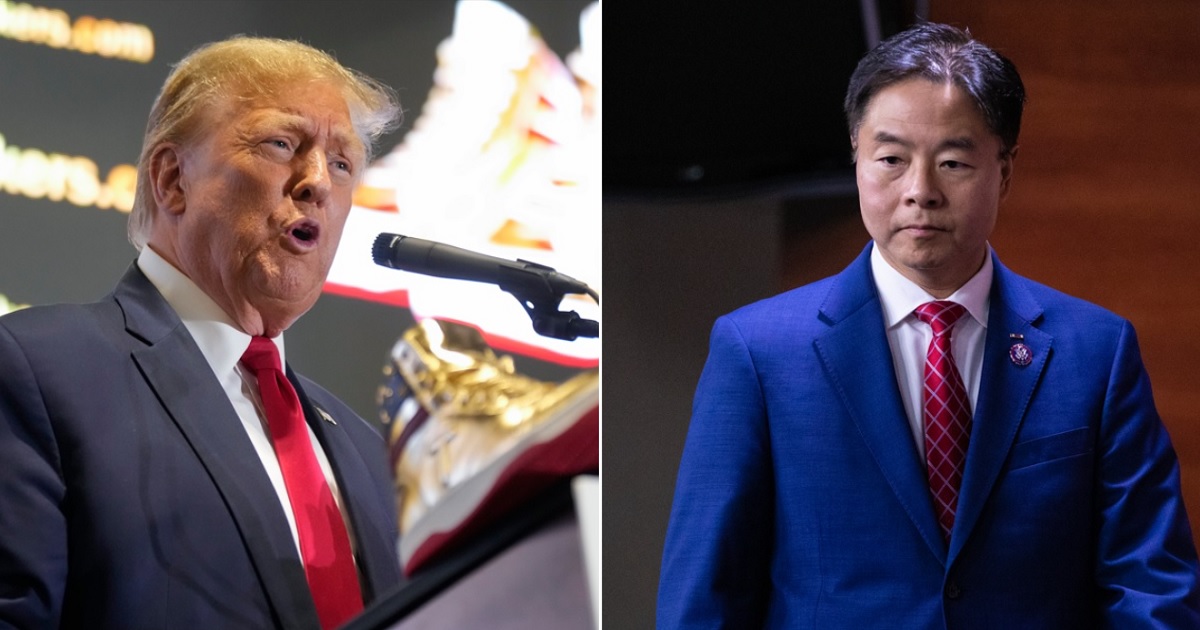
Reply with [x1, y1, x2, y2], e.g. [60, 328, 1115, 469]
[844, 22, 1026, 156]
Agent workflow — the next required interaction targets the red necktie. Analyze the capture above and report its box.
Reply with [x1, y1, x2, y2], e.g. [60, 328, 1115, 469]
[914, 301, 971, 543]
[241, 336, 363, 629]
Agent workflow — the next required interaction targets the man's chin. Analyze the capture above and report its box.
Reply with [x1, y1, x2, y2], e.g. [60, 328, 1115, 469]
[879, 245, 946, 273]
[247, 282, 323, 325]
[903, 257, 947, 271]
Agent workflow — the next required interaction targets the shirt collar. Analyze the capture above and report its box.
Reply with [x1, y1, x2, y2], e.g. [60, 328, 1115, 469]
[870, 242, 993, 330]
[137, 246, 286, 373]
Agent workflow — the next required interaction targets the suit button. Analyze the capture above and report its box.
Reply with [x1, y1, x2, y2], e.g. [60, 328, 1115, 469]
[945, 582, 962, 600]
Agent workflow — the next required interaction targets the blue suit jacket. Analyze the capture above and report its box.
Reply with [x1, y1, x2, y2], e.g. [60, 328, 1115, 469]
[658, 245, 1200, 629]
[0, 264, 402, 629]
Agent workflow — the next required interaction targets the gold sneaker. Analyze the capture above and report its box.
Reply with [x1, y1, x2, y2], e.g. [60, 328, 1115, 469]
[378, 318, 599, 575]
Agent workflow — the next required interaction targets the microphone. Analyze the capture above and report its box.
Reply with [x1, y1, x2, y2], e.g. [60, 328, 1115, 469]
[371, 233, 597, 301]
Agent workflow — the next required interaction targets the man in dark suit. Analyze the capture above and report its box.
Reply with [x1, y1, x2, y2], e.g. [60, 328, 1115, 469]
[0, 37, 403, 629]
[657, 23, 1200, 629]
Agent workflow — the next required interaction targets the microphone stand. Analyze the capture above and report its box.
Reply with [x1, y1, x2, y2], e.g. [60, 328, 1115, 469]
[496, 261, 599, 341]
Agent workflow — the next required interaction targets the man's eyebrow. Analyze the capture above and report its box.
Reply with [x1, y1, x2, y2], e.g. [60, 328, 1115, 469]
[872, 131, 979, 152]
[873, 131, 911, 147]
[254, 111, 364, 157]
[939, 136, 977, 151]
[250, 111, 308, 134]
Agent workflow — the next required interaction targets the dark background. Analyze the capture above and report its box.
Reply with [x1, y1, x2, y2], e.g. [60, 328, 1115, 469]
[0, 0, 593, 423]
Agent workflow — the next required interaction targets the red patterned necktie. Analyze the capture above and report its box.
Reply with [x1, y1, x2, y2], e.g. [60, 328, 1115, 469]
[240, 336, 363, 629]
[914, 301, 971, 543]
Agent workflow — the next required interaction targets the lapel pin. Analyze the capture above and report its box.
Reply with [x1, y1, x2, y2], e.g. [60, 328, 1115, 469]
[316, 407, 338, 425]
[1008, 333, 1032, 367]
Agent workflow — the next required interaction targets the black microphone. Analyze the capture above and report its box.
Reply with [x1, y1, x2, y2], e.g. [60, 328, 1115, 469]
[371, 233, 596, 301]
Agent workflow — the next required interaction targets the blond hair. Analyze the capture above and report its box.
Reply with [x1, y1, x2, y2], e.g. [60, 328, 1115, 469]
[128, 36, 401, 250]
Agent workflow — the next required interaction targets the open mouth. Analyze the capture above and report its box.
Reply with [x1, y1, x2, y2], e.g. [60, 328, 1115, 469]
[285, 218, 321, 250]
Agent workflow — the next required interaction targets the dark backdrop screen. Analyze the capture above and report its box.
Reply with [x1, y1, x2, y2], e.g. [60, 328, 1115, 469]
[605, 2, 913, 195]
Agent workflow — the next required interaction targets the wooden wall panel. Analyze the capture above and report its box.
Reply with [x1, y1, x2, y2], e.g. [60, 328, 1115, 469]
[929, 2, 1200, 552]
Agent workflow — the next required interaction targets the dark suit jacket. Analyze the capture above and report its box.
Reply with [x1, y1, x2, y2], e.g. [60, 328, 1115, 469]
[658, 245, 1200, 629]
[0, 264, 402, 629]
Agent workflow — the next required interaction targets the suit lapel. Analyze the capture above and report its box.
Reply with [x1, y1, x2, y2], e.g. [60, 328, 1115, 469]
[948, 255, 1052, 562]
[115, 265, 321, 630]
[814, 246, 947, 563]
[291, 371, 401, 601]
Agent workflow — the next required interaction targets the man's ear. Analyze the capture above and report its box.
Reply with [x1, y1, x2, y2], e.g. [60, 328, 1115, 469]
[148, 144, 186, 215]
[999, 145, 1018, 200]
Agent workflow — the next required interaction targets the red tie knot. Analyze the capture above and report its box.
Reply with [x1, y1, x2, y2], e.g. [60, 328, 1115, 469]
[240, 336, 282, 373]
[915, 301, 967, 336]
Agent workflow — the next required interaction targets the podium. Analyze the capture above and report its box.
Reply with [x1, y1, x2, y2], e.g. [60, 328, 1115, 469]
[344, 478, 595, 629]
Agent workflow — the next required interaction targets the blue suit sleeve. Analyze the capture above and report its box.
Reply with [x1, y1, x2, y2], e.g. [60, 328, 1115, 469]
[0, 322, 67, 629]
[658, 316, 774, 629]
[1095, 320, 1200, 627]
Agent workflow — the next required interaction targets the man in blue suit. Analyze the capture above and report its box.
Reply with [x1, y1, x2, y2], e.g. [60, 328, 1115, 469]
[658, 23, 1200, 628]
[0, 38, 403, 628]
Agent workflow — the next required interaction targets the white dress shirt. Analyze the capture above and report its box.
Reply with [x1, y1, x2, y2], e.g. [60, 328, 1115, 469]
[870, 244, 992, 459]
[137, 246, 356, 557]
